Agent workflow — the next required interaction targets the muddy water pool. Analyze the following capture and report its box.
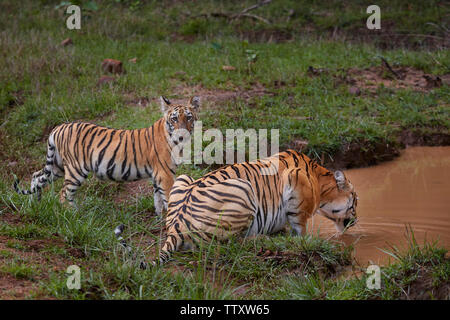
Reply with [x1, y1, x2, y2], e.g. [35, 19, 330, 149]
[309, 146, 450, 265]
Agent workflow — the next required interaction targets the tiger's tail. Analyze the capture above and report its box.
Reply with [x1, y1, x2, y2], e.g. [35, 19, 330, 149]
[114, 224, 149, 269]
[13, 132, 59, 199]
[114, 224, 131, 252]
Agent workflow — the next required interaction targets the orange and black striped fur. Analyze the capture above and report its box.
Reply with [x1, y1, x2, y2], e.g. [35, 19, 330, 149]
[14, 96, 200, 215]
[157, 150, 357, 264]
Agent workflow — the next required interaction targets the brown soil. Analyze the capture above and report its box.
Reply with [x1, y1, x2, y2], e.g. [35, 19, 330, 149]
[0, 275, 38, 300]
[170, 82, 269, 104]
[238, 28, 293, 43]
[0, 236, 76, 299]
[0, 212, 85, 299]
[396, 266, 450, 300]
[340, 66, 449, 93]
[256, 247, 349, 277]
[113, 180, 154, 205]
[309, 63, 450, 94]
[1, 210, 23, 224]
[400, 129, 450, 147]
[125, 82, 271, 109]
[323, 139, 400, 170]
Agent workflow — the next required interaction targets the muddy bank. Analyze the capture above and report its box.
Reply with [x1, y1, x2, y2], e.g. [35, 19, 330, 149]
[284, 128, 450, 171]
[395, 266, 450, 300]
[322, 138, 400, 170]
[322, 129, 450, 170]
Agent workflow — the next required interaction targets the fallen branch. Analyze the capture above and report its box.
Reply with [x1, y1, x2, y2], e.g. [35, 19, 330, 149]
[193, 0, 272, 24]
[379, 56, 402, 80]
[238, 13, 270, 24]
[239, 0, 272, 15]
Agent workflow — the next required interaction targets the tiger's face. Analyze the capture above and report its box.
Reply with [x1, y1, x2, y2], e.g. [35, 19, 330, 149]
[160, 96, 200, 146]
[317, 170, 358, 233]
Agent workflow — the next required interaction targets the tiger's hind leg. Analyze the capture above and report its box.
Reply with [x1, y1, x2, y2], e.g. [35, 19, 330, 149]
[16, 136, 65, 201]
[42, 152, 64, 201]
[60, 165, 87, 206]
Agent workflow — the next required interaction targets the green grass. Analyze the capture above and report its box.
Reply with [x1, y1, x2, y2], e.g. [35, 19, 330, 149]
[0, 177, 353, 299]
[1, 25, 448, 169]
[0, 223, 53, 240]
[268, 228, 450, 300]
[0, 259, 38, 280]
[1, 167, 449, 299]
[0, 0, 449, 300]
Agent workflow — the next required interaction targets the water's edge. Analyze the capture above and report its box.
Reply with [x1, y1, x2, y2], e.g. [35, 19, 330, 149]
[310, 146, 450, 265]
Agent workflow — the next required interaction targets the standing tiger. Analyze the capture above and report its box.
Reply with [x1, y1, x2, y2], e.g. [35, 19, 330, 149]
[155, 149, 358, 264]
[13, 96, 200, 216]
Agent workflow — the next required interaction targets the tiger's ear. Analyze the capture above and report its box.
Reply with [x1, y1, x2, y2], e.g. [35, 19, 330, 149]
[334, 170, 347, 190]
[160, 96, 171, 114]
[189, 96, 200, 112]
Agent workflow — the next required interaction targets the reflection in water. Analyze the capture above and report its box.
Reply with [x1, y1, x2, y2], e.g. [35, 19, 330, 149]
[309, 146, 450, 265]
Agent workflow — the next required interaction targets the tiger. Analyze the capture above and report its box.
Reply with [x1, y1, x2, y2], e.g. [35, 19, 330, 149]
[13, 96, 200, 216]
[154, 149, 358, 264]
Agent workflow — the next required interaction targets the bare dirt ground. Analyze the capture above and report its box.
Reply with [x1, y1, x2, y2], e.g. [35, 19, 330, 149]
[124, 81, 271, 109]
[397, 267, 450, 300]
[343, 66, 449, 93]
[113, 180, 154, 205]
[0, 212, 84, 299]
[304, 64, 450, 94]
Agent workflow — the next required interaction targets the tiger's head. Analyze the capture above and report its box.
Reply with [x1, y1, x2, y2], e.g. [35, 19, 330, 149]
[317, 170, 358, 233]
[160, 96, 200, 147]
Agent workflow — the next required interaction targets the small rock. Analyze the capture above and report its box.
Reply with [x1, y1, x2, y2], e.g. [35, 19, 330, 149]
[101, 59, 125, 74]
[61, 38, 73, 46]
[97, 76, 116, 86]
[222, 65, 236, 71]
[348, 86, 361, 95]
